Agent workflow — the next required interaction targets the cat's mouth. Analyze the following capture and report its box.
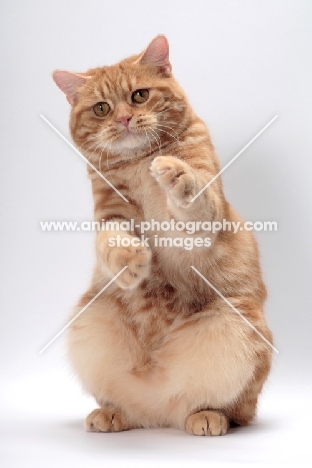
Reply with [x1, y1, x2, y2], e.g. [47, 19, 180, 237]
[122, 126, 135, 136]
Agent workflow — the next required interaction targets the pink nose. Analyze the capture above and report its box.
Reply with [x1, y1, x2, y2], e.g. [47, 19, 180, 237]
[116, 115, 132, 127]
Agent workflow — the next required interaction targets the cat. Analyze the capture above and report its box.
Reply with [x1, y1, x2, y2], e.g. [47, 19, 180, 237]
[53, 35, 273, 436]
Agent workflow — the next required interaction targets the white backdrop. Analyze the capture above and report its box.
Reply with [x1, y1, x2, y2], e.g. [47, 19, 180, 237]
[1, 1, 312, 466]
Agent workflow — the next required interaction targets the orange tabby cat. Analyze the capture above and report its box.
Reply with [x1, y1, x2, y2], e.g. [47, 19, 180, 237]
[53, 35, 273, 436]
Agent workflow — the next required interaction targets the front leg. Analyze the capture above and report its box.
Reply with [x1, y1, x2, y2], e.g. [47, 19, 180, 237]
[150, 156, 196, 209]
[150, 155, 224, 223]
[96, 226, 151, 289]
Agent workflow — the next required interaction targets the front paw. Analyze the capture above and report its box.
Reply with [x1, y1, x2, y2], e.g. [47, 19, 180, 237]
[104, 236, 151, 289]
[150, 156, 195, 208]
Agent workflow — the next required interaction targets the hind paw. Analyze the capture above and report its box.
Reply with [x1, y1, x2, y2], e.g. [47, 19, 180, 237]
[185, 410, 229, 436]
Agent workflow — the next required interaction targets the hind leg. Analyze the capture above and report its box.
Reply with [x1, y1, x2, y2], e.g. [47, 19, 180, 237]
[154, 298, 273, 435]
[225, 349, 272, 426]
[186, 410, 229, 436]
[184, 356, 271, 436]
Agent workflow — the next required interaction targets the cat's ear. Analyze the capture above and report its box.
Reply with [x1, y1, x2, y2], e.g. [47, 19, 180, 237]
[139, 35, 171, 76]
[52, 70, 90, 105]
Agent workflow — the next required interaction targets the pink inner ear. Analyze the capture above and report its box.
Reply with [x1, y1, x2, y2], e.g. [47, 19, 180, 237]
[52, 70, 88, 104]
[140, 35, 171, 74]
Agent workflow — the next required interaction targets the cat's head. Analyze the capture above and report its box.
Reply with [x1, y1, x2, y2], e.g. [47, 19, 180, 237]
[53, 35, 190, 165]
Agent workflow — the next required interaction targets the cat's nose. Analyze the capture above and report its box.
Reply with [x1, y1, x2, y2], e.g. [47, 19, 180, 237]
[116, 114, 132, 127]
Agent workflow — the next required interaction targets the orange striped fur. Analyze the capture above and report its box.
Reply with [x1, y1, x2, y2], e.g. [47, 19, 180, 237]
[53, 35, 273, 436]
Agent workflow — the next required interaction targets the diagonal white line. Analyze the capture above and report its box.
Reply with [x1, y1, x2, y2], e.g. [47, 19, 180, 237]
[39, 266, 128, 354]
[190, 115, 278, 203]
[40, 114, 129, 203]
[191, 266, 279, 353]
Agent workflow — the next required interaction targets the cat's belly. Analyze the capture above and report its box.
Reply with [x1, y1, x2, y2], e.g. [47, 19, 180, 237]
[68, 300, 256, 429]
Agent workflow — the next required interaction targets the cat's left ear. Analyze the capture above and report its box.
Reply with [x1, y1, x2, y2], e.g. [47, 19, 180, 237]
[139, 35, 172, 76]
[52, 70, 90, 105]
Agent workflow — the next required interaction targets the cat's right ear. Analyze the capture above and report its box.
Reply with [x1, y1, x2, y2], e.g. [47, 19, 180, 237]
[52, 70, 90, 105]
[138, 35, 172, 76]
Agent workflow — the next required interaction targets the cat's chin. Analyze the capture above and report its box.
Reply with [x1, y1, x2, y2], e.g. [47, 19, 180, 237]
[110, 133, 147, 153]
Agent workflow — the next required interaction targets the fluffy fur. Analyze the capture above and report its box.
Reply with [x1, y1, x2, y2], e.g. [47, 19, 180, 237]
[53, 35, 273, 436]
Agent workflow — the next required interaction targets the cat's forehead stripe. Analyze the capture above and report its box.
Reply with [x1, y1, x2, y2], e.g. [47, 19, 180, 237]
[94, 67, 140, 100]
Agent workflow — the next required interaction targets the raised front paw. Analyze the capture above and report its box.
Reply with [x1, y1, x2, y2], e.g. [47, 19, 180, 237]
[150, 156, 195, 208]
[185, 410, 229, 436]
[85, 408, 133, 433]
[104, 235, 151, 289]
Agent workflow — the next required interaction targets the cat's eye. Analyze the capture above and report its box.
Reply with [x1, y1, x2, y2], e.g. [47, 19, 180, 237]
[93, 102, 110, 117]
[132, 89, 149, 104]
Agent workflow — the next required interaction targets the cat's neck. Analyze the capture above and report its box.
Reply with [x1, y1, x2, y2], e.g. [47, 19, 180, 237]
[101, 139, 179, 170]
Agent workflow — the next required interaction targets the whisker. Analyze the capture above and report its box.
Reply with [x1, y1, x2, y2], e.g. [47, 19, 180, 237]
[154, 123, 180, 140]
[147, 125, 161, 146]
[145, 96, 166, 114]
[144, 128, 152, 156]
[87, 140, 104, 162]
[80, 142, 101, 164]
[153, 127, 180, 144]
[159, 120, 186, 129]
[98, 140, 109, 173]
[148, 126, 161, 146]
[146, 126, 161, 153]
[104, 138, 119, 188]
[154, 107, 179, 116]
